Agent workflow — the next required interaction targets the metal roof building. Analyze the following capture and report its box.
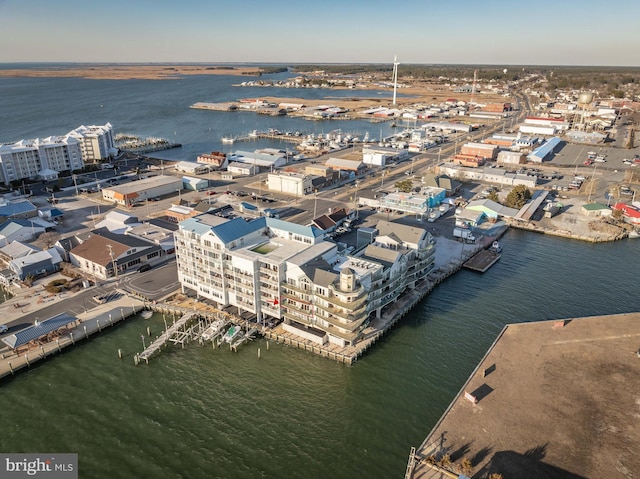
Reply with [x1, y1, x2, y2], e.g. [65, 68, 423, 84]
[2, 313, 77, 350]
[528, 137, 563, 163]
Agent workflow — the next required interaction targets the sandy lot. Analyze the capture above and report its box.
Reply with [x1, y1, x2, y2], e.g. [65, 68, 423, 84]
[413, 313, 640, 479]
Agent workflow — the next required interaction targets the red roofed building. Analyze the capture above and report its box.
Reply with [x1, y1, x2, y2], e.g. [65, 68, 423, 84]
[612, 202, 640, 225]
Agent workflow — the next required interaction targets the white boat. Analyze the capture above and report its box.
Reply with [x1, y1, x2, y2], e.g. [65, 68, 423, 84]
[141, 310, 153, 319]
[201, 319, 225, 341]
[628, 230, 639, 239]
[222, 325, 243, 343]
[222, 136, 234, 144]
[489, 241, 502, 253]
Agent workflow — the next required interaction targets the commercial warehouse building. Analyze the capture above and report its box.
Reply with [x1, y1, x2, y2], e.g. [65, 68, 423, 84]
[102, 176, 183, 206]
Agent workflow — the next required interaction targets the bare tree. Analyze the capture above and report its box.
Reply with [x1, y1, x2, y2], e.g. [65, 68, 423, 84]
[38, 231, 59, 249]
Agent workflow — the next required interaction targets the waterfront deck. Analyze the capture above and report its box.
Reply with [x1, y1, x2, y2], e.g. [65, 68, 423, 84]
[409, 312, 640, 479]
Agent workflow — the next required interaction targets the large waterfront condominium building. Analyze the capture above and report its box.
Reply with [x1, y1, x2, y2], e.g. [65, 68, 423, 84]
[175, 214, 436, 347]
[281, 220, 436, 346]
[67, 123, 115, 162]
[0, 136, 83, 185]
[0, 123, 114, 185]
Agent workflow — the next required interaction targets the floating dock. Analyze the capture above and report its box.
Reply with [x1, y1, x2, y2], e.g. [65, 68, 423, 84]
[463, 249, 501, 272]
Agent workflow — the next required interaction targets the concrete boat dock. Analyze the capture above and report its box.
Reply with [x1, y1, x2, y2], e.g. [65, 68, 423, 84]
[463, 249, 501, 272]
[406, 312, 640, 479]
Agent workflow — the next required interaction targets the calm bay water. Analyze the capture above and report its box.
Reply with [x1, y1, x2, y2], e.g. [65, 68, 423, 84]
[0, 70, 638, 478]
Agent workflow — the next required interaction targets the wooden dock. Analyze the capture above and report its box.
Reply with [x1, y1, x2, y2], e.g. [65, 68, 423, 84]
[1, 297, 144, 380]
[463, 250, 501, 272]
[136, 311, 197, 364]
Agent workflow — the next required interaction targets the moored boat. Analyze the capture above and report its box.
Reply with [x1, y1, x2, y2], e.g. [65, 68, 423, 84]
[201, 319, 225, 341]
[222, 325, 243, 343]
[489, 241, 502, 253]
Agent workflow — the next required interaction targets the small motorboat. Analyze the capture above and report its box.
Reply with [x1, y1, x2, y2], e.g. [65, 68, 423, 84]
[489, 241, 502, 253]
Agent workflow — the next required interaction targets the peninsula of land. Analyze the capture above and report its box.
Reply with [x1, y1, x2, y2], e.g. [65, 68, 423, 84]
[0, 64, 263, 80]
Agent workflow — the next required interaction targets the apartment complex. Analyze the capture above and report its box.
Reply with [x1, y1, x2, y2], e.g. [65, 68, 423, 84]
[0, 136, 84, 185]
[175, 215, 436, 346]
[0, 123, 114, 185]
[67, 123, 115, 162]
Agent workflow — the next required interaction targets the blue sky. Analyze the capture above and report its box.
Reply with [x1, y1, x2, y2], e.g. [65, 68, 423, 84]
[1, 0, 639, 66]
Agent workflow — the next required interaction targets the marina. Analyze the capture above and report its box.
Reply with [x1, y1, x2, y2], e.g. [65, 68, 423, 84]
[0, 65, 638, 479]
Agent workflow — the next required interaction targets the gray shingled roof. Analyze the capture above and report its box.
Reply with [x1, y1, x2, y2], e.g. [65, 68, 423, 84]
[375, 220, 427, 245]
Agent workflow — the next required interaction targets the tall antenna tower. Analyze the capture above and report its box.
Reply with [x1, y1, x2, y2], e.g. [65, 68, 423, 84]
[392, 54, 399, 106]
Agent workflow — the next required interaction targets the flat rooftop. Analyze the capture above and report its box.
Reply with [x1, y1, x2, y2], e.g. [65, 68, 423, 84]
[413, 312, 640, 479]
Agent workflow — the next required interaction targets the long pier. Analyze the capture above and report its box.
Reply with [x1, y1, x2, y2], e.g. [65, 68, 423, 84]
[0, 297, 144, 380]
[136, 311, 197, 364]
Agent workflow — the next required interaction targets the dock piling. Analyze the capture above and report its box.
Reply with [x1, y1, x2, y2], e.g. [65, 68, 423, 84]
[258, 348, 261, 359]
[147, 326, 151, 337]
[118, 349, 123, 359]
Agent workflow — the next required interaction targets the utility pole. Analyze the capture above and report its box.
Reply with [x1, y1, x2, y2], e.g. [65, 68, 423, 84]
[313, 189, 318, 219]
[72, 174, 78, 196]
[107, 244, 117, 278]
[588, 162, 598, 202]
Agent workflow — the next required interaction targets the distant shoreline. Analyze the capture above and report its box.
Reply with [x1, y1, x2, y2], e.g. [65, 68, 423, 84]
[0, 64, 263, 80]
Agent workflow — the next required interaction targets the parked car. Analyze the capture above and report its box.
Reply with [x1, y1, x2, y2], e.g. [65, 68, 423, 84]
[137, 264, 152, 273]
[0, 324, 8, 334]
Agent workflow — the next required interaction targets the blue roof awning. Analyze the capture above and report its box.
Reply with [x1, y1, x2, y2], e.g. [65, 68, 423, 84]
[2, 313, 77, 349]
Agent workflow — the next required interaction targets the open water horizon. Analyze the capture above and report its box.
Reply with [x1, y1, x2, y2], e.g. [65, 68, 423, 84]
[0, 72, 638, 478]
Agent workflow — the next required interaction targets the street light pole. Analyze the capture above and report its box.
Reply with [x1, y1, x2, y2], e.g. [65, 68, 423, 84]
[107, 244, 117, 278]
